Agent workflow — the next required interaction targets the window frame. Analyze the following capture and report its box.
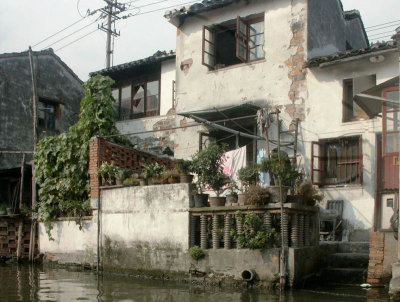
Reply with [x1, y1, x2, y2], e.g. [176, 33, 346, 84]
[311, 136, 363, 186]
[382, 86, 400, 157]
[202, 15, 264, 70]
[38, 98, 58, 131]
[113, 76, 161, 121]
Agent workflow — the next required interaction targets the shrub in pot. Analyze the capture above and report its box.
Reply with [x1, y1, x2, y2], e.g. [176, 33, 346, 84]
[122, 177, 139, 187]
[237, 166, 259, 205]
[98, 162, 119, 186]
[226, 180, 239, 205]
[207, 173, 230, 207]
[162, 169, 180, 184]
[192, 182, 208, 207]
[246, 185, 271, 206]
[142, 162, 165, 185]
[297, 181, 324, 206]
[116, 168, 132, 185]
[175, 159, 194, 183]
[260, 151, 301, 203]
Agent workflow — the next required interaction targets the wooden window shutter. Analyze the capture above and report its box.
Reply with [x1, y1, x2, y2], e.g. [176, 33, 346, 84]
[236, 16, 248, 62]
[358, 136, 363, 184]
[202, 26, 215, 69]
[311, 141, 324, 185]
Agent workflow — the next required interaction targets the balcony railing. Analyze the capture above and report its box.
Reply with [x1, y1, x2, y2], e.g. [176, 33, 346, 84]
[189, 203, 319, 249]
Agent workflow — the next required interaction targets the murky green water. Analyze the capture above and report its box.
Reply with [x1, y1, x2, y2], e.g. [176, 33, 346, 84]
[0, 265, 390, 301]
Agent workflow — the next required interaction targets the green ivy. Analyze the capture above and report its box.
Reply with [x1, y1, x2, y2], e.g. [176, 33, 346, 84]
[34, 75, 129, 239]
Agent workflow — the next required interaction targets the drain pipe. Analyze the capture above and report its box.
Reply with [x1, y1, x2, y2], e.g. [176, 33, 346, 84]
[96, 192, 102, 274]
[241, 269, 256, 282]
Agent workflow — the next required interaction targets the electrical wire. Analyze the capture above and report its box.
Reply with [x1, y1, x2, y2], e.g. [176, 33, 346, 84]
[55, 28, 100, 52]
[366, 22, 400, 32]
[369, 30, 398, 38]
[365, 19, 400, 29]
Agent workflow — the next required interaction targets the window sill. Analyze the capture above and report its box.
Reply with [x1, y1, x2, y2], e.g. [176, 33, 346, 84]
[207, 58, 266, 73]
[341, 118, 368, 125]
[320, 184, 363, 191]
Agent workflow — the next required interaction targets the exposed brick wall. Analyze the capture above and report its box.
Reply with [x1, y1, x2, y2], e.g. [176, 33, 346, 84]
[89, 136, 175, 199]
[368, 232, 385, 284]
[0, 217, 38, 259]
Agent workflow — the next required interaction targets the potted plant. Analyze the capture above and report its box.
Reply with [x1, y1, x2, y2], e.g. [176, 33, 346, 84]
[246, 185, 271, 206]
[237, 166, 259, 205]
[139, 170, 148, 186]
[122, 177, 139, 187]
[191, 143, 228, 207]
[226, 180, 239, 205]
[142, 162, 165, 185]
[116, 168, 132, 185]
[192, 181, 208, 207]
[207, 173, 230, 207]
[0, 204, 6, 215]
[175, 159, 194, 183]
[98, 162, 119, 186]
[163, 169, 180, 184]
[259, 151, 301, 203]
[6, 207, 14, 216]
[297, 181, 324, 206]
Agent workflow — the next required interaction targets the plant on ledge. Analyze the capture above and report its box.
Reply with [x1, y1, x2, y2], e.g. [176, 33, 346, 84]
[232, 211, 277, 249]
[98, 162, 119, 185]
[189, 245, 205, 261]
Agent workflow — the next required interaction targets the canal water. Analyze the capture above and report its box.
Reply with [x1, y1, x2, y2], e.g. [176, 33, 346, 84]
[0, 264, 390, 301]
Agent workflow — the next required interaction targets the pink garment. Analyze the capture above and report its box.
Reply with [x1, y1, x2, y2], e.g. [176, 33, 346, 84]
[222, 146, 247, 182]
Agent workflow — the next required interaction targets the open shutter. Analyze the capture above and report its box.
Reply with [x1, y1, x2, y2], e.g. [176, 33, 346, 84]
[236, 16, 248, 62]
[202, 26, 215, 69]
[311, 141, 324, 186]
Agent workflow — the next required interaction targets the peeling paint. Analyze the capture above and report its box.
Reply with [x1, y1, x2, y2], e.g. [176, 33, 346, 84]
[180, 58, 193, 75]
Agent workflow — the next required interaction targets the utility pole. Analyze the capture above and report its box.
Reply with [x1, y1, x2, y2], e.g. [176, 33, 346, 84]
[98, 0, 128, 68]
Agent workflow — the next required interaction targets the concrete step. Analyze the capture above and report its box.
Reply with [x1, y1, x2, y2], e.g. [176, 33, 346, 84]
[328, 253, 369, 269]
[337, 242, 369, 254]
[321, 268, 366, 284]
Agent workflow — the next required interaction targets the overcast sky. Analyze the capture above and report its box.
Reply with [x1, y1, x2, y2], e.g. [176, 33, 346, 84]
[1, 0, 399, 81]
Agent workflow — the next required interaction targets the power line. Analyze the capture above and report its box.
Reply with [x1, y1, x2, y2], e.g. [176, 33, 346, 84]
[366, 22, 400, 32]
[55, 28, 100, 52]
[369, 34, 393, 41]
[43, 18, 101, 49]
[365, 19, 400, 29]
[369, 29, 398, 38]
[32, 17, 86, 48]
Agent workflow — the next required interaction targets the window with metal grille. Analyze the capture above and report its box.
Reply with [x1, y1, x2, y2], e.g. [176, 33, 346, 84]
[311, 136, 362, 186]
[202, 15, 264, 70]
[38, 100, 57, 130]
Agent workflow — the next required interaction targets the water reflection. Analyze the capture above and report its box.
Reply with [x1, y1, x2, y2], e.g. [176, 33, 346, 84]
[0, 265, 390, 302]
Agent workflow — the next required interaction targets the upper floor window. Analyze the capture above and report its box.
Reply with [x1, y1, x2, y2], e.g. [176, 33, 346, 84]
[202, 16, 264, 70]
[342, 74, 376, 122]
[113, 78, 160, 120]
[38, 99, 57, 130]
[311, 136, 362, 186]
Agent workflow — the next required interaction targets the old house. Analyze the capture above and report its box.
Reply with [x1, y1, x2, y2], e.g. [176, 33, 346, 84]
[0, 48, 83, 258]
[91, 50, 177, 155]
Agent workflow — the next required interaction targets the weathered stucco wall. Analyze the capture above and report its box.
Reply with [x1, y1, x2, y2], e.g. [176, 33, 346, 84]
[39, 218, 97, 265]
[303, 51, 399, 231]
[100, 184, 190, 272]
[0, 51, 83, 170]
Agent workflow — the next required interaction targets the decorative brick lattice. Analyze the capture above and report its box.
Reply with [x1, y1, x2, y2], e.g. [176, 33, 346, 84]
[367, 232, 385, 284]
[89, 136, 175, 199]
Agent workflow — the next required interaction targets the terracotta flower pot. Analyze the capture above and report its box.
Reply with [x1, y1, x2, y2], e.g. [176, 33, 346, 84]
[180, 174, 194, 184]
[209, 196, 226, 207]
[267, 186, 289, 203]
[238, 193, 249, 206]
[194, 194, 209, 207]
[226, 194, 238, 206]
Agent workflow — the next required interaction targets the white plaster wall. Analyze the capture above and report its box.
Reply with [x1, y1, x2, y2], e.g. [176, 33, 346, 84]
[100, 184, 190, 250]
[175, 0, 306, 112]
[39, 217, 97, 263]
[302, 51, 399, 230]
[160, 59, 176, 115]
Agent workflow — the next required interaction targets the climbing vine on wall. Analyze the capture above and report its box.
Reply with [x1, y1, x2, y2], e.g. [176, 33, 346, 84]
[34, 75, 128, 239]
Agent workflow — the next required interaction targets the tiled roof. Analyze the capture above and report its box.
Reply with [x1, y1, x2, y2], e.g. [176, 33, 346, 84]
[164, 0, 237, 25]
[0, 48, 82, 84]
[90, 50, 175, 76]
[305, 40, 398, 68]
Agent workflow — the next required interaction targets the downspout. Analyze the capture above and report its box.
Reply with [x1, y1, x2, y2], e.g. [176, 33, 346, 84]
[97, 192, 101, 274]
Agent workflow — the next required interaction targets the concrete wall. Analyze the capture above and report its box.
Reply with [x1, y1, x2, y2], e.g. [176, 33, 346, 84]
[39, 218, 97, 265]
[303, 51, 399, 231]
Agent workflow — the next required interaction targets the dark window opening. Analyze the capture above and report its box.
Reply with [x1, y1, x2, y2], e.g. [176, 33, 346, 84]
[311, 136, 362, 186]
[113, 79, 160, 121]
[38, 100, 57, 130]
[342, 75, 376, 122]
[202, 16, 264, 70]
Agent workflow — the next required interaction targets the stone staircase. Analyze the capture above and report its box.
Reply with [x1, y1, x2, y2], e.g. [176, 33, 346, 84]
[321, 242, 370, 285]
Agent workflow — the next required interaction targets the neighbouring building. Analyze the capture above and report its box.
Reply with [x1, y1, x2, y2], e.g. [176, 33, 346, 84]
[0, 48, 83, 259]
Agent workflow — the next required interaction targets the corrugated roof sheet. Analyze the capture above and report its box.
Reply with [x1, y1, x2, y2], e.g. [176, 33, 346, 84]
[90, 50, 175, 77]
[305, 40, 398, 68]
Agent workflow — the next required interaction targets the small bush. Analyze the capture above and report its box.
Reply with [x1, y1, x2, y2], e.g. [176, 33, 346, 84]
[189, 245, 205, 261]
[123, 177, 139, 186]
[246, 185, 270, 205]
[175, 159, 192, 175]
